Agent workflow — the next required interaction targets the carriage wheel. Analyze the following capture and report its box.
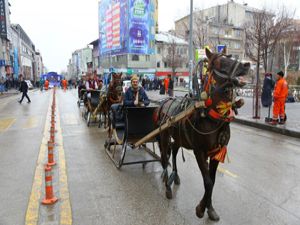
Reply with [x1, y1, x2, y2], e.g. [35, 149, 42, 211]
[87, 112, 91, 127]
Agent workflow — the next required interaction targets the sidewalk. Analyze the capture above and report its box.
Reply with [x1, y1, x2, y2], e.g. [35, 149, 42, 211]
[0, 89, 19, 99]
[147, 89, 300, 139]
[0, 88, 38, 99]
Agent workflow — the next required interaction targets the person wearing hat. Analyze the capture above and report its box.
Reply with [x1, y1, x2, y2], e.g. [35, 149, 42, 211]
[269, 71, 288, 125]
[124, 74, 150, 107]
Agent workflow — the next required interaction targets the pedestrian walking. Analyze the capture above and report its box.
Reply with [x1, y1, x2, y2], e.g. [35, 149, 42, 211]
[269, 71, 288, 125]
[18, 75, 31, 104]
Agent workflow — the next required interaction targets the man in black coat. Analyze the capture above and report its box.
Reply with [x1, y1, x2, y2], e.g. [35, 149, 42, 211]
[18, 75, 31, 103]
[261, 73, 275, 107]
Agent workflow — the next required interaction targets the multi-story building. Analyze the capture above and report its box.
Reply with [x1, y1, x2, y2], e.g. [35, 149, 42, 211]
[0, 0, 12, 78]
[155, 32, 189, 79]
[175, 0, 258, 60]
[70, 47, 93, 79]
[11, 24, 36, 80]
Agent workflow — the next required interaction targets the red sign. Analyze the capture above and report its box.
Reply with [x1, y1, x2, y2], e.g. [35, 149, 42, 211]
[156, 71, 189, 77]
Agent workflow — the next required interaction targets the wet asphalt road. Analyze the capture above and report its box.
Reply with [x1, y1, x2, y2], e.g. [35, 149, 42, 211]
[0, 88, 300, 225]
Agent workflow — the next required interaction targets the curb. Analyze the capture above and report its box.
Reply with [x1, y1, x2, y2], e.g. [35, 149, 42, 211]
[234, 117, 300, 139]
[150, 98, 300, 139]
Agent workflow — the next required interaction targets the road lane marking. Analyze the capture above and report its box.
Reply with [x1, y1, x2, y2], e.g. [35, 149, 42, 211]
[25, 92, 73, 224]
[56, 102, 72, 225]
[185, 149, 238, 178]
[25, 101, 51, 224]
[23, 116, 40, 129]
[0, 118, 16, 132]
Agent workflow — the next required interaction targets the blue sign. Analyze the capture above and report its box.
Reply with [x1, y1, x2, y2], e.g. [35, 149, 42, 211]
[217, 45, 226, 53]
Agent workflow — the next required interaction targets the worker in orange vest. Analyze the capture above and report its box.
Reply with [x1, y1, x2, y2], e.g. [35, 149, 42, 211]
[62, 79, 67, 91]
[164, 77, 169, 95]
[269, 71, 288, 125]
[44, 79, 49, 90]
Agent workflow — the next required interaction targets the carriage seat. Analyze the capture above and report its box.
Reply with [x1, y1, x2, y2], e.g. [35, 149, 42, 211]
[90, 90, 101, 108]
[110, 103, 125, 129]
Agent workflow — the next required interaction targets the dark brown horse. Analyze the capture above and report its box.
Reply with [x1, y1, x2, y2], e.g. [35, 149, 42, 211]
[155, 48, 250, 221]
[106, 73, 123, 135]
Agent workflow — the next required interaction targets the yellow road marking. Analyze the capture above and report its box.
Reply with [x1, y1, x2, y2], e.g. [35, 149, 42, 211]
[0, 118, 16, 132]
[25, 91, 72, 224]
[217, 166, 238, 178]
[23, 116, 40, 129]
[56, 102, 73, 225]
[25, 101, 51, 224]
[185, 149, 238, 178]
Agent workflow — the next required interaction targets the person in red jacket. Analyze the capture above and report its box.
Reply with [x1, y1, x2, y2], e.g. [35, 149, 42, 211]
[269, 71, 288, 125]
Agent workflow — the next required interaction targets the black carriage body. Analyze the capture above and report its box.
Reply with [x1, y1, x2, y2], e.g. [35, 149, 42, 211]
[106, 105, 160, 168]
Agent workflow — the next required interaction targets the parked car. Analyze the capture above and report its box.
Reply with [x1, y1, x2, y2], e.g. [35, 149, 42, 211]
[25, 80, 33, 90]
[122, 80, 131, 93]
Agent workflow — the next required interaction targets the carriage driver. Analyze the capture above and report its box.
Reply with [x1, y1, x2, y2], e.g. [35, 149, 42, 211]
[124, 74, 150, 107]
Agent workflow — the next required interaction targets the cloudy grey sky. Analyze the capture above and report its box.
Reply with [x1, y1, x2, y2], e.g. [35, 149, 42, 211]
[9, 0, 300, 72]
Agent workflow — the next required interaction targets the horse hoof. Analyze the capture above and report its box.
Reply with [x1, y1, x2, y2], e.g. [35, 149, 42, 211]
[207, 207, 220, 221]
[166, 188, 173, 199]
[195, 205, 205, 218]
[174, 175, 180, 185]
[195, 201, 206, 218]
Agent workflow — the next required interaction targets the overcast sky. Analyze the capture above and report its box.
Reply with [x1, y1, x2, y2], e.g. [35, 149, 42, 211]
[9, 0, 300, 73]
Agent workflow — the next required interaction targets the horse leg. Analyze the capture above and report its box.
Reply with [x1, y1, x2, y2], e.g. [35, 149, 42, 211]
[194, 151, 216, 220]
[206, 159, 220, 221]
[168, 144, 180, 185]
[158, 132, 172, 199]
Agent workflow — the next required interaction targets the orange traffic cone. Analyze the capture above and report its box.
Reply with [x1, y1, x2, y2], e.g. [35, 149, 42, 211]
[47, 141, 56, 166]
[42, 165, 58, 205]
[50, 129, 55, 143]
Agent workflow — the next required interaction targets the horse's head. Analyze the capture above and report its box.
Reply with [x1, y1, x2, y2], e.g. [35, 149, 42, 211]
[205, 48, 250, 103]
[111, 73, 123, 93]
[206, 48, 250, 88]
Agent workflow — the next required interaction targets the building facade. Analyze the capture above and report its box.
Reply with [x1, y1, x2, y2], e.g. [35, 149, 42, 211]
[175, 0, 257, 61]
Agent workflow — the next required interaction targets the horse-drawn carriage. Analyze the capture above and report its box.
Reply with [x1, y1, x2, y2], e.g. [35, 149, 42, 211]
[105, 105, 160, 168]
[85, 48, 251, 221]
[79, 89, 107, 127]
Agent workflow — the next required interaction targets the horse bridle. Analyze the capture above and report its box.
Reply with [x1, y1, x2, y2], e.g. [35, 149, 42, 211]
[211, 55, 240, 89]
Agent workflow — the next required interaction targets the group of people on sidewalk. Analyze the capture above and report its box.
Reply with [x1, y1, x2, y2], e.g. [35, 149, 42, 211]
[261, 70, 289, 125]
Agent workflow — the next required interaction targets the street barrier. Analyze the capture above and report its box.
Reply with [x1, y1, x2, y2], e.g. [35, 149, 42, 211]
[47, 141, 56, 166]
[42, 165, 58, 205]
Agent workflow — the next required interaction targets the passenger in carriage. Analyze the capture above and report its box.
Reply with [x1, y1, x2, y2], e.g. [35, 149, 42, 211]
[124, 74, 150, 107]
[84, 74, 98, 106]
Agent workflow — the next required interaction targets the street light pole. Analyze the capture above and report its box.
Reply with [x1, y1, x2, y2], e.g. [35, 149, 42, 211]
[188, 0, 193, 92]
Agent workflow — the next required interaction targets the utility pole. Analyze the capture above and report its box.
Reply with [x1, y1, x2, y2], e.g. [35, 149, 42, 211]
[188, 0, 193, 92]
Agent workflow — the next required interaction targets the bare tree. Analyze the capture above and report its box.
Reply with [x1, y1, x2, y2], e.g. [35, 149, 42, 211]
[163, 40, 187, 77]
[277, 25, 300, 75]
[244, 7, 294, 118]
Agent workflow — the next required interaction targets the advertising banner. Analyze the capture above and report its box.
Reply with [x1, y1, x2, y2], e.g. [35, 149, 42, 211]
[0, 0, 7, 39]
[128, 0, 154, 54]
[99, 0, 128, 55]
[99, 0, 155, 56]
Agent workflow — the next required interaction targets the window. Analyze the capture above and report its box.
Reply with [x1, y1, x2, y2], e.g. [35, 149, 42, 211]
[145, 55, 150, 61]
[157, 47, 161, 54]
[234, 42, 241, 49]
[157, 62, 160, 68]
[164, 62, 168, 68]
[132, 55, 139, 61]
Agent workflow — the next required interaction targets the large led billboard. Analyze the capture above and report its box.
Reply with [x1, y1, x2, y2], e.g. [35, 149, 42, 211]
[98, 0, 155, 56]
